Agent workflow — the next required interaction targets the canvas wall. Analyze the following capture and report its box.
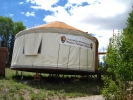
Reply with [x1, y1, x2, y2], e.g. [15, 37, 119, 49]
[11, 33, 96, 71]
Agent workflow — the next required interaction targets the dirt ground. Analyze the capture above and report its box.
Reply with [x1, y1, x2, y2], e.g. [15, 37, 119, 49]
[68, 95, 105, 100]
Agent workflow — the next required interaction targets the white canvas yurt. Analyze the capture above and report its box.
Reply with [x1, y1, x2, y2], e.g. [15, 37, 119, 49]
[11, 21, 98, 74]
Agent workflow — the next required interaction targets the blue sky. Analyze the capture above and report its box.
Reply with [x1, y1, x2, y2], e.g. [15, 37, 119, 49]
[0, 0, 52, 28]
[0, 0, 133, 52]
[0, 0, 89, 28]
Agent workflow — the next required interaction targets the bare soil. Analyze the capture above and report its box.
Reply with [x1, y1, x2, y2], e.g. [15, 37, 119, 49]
[68, 95, 105, 100]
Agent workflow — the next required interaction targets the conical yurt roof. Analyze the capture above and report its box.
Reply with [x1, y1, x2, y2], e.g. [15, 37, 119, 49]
[33, 21, 84, 32]
[15, 21, 98, 42]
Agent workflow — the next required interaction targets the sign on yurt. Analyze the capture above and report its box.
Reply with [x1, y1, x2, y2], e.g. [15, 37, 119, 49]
[11, 21, 98, 74]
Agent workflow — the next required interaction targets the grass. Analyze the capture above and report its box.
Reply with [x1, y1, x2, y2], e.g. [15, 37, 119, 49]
[0, 68, 103, 100]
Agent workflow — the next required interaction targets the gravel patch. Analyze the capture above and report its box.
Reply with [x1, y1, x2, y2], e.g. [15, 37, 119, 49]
[68, 95, 105, 100]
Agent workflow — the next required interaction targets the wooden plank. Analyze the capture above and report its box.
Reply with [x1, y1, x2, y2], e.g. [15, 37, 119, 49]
[34, 75, 42, 82]
[98, 52, 106, 55]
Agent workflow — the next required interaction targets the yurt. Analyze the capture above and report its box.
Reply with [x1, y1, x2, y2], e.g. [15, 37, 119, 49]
[11, 21, 98, 75]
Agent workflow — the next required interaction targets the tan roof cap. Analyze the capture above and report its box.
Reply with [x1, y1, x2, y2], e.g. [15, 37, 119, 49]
[33, 21, 84, 32]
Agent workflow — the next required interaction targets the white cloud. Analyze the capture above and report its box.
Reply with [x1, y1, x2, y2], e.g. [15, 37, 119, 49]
[26, 0, 30, 3]
[28, 0, 59, 10]
[9, 13, 14, 17]
[31, 5, 42, 10]
[19, 2, 24, 4]
[21, 12, 24, 14]
[26, 0, 36, 4]
[66, 0, 99, 6]
[21, 12, 35, 17]
[29, 0, 133, 52]
[25, 12, 35, 17]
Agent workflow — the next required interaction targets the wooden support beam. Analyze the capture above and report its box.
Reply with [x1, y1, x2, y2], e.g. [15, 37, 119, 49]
[98, 52, 106, 55]
[97, 73, 101, 82]
[34, 73, 42, 82]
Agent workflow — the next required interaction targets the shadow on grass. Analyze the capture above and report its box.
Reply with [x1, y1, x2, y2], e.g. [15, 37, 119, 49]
[12, 74, 103, 96]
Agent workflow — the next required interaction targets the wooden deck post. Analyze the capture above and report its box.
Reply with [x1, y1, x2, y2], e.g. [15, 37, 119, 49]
[97, 73, 101, 82]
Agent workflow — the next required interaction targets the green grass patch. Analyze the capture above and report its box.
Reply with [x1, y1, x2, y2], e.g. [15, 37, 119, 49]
[0, 68, 103, 100]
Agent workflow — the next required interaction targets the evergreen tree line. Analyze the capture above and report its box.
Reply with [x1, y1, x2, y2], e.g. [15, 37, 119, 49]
[0, 16, 26, 65]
